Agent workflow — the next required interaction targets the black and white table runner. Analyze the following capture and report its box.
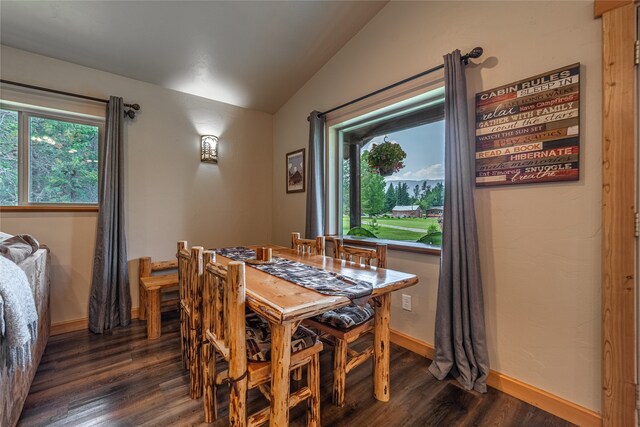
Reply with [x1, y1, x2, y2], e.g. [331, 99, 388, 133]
[214, 247, 373, 301]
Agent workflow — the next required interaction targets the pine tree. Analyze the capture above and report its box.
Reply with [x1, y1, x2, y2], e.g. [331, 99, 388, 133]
[384, 183, 397, 213]
[360, 150, 386, 216]
[418, 185, 432, 211]
[413, 184, 421, 201]
[422, 182, 444, 208]
[397, 182, 411, 205]
[432, 182, 444, 206]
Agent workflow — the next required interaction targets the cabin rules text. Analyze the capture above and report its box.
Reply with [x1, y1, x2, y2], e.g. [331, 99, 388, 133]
[474, 63, 580, 186]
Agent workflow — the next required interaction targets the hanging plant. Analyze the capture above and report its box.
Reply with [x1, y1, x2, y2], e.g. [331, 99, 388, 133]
[367, 136, 407, 176]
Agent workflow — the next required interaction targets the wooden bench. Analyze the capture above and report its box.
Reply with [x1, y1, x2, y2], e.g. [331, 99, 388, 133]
[139, 257, 180, 340]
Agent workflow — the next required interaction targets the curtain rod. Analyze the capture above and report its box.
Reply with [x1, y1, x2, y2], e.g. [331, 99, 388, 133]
[318, 47, 483, 118]
[0, 79, 141, 118]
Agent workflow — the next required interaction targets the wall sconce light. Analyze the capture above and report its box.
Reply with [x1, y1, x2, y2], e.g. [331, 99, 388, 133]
[201, 135, 218, 163]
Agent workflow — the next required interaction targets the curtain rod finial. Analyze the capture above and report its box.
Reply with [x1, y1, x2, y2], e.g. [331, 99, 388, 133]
[461, 47, 483, 65]
[468, 47, 483, 59]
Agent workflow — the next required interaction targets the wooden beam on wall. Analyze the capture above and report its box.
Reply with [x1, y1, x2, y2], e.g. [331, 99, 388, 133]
[601, 3, 637, 426]
[594, 0, 633, 18]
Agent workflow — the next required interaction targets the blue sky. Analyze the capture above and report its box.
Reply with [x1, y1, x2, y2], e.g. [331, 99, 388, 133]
[362, 120, 445, 181]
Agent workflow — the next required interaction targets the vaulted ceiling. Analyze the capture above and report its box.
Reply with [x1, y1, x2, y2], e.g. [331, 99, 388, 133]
[0, 1, 387, 113]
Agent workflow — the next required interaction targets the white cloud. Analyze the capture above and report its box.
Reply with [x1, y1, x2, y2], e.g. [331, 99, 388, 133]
[388, 163, 444, 181]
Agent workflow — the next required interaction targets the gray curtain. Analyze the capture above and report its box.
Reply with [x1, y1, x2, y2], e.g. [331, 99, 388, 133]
[89, 96, 131, 334]
[305, 111, 325, 238]
[428, 50, 490, 393]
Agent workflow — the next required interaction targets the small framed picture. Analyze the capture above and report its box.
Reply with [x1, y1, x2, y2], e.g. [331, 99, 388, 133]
[286, 148, 305, 193]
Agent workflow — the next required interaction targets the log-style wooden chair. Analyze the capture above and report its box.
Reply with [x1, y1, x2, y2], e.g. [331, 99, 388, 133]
[305, 237, 387, 407]
[291, 232, 325, 256]
[201, 253, 322, 426]
[177, 241, 205, 399]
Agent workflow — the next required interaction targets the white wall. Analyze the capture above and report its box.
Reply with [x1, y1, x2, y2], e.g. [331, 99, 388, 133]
[273, 1, 601, 412]
[0, 45, 273, 324]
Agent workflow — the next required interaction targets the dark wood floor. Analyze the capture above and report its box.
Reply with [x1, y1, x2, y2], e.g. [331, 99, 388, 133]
[18, 312, 574, 426]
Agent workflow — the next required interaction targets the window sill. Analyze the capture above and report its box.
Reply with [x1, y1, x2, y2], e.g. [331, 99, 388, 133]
[329, 235, 441, 256]
[0, 205, 99, 213]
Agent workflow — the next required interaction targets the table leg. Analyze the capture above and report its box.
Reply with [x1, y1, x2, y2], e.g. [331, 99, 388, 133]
[270, 321, 292, 426]
[147, 288, 161, 340]
[374, 293, 391, 401]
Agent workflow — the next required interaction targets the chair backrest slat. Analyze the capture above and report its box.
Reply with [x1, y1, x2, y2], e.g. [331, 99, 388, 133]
[214, 265, 225, 345]
[189, 247, 204, 328]
[291, 232, 325, 256]
[202, 250, 216, 345]
[177, 241, 190, 304]
[203, 258, 247, 365]
[206, 261, 228, 345]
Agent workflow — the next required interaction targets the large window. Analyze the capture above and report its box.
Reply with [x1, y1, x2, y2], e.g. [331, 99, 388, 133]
[0, 106, 102, 207]
[339, 96, 445, 247]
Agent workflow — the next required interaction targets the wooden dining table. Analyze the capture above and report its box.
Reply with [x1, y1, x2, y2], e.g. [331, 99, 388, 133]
[215, 244, 419, 426]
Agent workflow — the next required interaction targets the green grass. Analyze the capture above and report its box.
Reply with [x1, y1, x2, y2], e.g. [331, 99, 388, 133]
[341, 215, 440, 242]
[373, 217, 439, 228]
[371, 228, 425, 241]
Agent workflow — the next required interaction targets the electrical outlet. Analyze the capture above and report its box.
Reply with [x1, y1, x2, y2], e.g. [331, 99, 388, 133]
[401, 294, 412, 311]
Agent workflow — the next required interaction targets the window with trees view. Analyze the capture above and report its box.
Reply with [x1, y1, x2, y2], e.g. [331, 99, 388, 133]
[341, 98, 445, 247]
[0, 107, 101, 206]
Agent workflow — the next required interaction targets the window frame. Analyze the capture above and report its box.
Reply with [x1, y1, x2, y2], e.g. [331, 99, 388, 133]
[326, 86, 446, 255]
[0, 103, 104, 210]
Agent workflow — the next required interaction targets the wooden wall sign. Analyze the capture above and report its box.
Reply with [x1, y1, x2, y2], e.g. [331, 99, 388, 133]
[475, 63, 580, 186]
